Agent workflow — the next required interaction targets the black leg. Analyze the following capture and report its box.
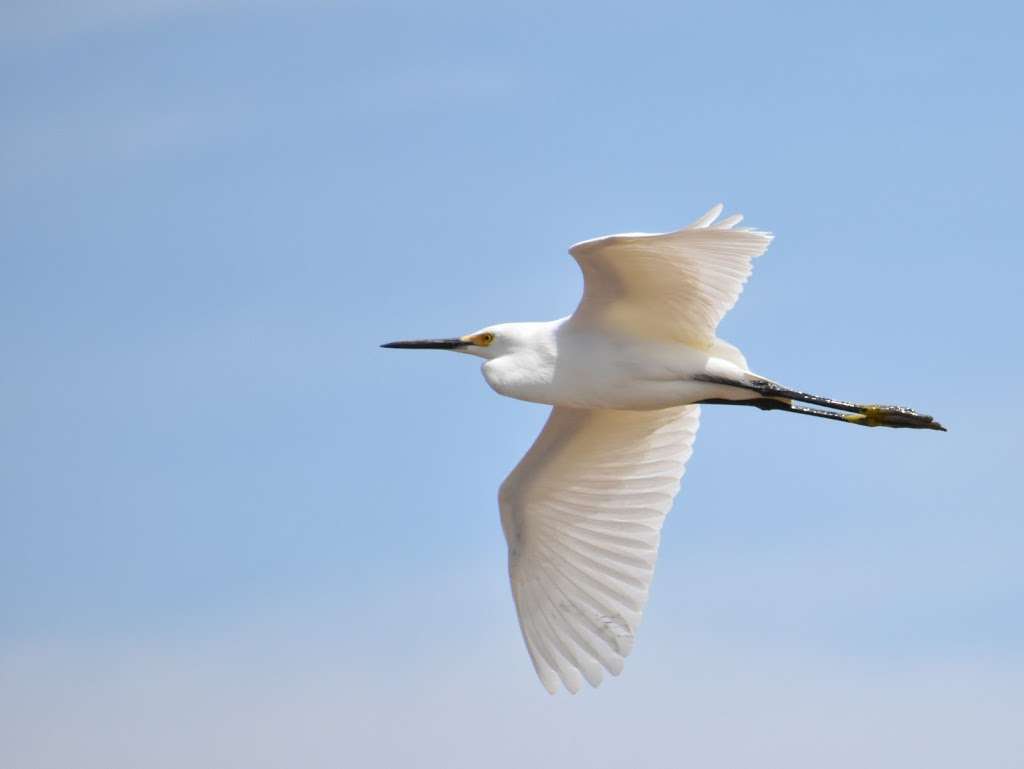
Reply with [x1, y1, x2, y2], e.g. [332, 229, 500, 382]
[697, 397, 855, 425]
[694, 380, 947, 432]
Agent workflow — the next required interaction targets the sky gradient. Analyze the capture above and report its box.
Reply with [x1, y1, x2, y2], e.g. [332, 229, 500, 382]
[2, 2, 1023, 767]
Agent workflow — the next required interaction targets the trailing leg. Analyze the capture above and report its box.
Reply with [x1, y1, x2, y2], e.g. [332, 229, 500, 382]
[694, 375, 946, 431]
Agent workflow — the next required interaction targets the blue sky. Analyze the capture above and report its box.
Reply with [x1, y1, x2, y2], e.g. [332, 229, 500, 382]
[2, 1, 1022, 766]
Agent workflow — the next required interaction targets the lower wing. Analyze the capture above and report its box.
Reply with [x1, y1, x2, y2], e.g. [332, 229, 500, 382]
[499, 405, 700, 693]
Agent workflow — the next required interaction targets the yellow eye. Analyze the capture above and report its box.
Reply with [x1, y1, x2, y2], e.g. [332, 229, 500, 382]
[477, 332, 495, 346]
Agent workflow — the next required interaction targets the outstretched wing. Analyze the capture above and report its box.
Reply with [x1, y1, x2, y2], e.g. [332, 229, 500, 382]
[499, 405, 700, 693]
[568, 204, 773, 348]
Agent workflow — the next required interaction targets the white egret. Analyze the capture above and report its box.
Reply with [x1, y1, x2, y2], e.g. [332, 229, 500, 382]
[383, 204, 944, 694]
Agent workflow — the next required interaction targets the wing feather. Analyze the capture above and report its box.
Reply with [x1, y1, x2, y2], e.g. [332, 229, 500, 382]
[499, 405, 700, 693]
[567, 204, 773, 348]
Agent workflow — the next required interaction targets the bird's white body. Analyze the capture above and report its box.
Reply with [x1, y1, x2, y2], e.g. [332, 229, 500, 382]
[478, 318, 755, 410]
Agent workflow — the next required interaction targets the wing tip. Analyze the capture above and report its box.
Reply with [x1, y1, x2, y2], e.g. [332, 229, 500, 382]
[569, 202, 774, 254]
[690, 204, 776, 243]
[712, 212, 744, 230]
[533, 658, 561, 694]
[535, 664, 612, 695]
[689, 202, 725, 229]
[744, 228, 775, 253]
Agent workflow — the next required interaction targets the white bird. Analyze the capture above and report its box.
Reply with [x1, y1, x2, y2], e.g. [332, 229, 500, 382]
[383, 204, 944, 694]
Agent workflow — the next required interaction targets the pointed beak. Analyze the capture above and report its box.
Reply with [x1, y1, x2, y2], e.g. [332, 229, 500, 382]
[380, 337, 469, 350]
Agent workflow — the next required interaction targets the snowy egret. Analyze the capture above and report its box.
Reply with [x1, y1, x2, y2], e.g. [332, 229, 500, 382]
[382, 204, 945, 694]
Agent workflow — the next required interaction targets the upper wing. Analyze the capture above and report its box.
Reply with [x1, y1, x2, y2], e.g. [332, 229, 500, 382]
[499, 405, 700, 693]
[567, 204, 773, 348]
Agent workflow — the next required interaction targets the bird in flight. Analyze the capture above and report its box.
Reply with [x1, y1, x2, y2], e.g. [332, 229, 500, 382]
[382, 204, 945, 694]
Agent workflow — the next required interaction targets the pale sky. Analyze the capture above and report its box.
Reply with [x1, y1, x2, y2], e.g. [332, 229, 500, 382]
[2, 1, 1022, 767]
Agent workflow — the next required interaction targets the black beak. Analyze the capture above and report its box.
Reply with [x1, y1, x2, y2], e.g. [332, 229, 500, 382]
[380, 337, 469, 350]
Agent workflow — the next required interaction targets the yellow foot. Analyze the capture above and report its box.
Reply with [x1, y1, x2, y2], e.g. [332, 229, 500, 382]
[843, 405, 946, 431]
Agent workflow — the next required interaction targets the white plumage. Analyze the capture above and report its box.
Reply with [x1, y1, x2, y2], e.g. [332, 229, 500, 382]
[383, 203, 945, 693]
[500, 405, 700, 693]
[567, 203, 772, 349]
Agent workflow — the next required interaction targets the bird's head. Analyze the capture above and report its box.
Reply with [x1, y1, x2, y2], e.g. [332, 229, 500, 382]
[381, 324, 520, 360]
